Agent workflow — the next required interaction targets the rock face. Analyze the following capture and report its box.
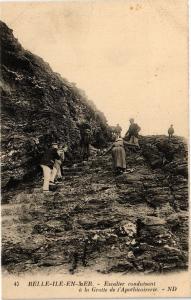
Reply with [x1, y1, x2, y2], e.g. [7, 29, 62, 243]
[1, 21, 188, 276]
[0, 21, 112, 190]
[2, 135, 188, 274]
[140, 135, 188, 211]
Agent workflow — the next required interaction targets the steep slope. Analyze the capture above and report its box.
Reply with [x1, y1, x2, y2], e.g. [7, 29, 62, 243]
[2, 135, 188, 274]
[1, 20, 188, 275]
[0, 21, 111, 191]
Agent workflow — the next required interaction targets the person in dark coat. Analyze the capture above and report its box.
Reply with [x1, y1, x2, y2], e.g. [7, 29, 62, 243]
[125, 118, 141, 147]
[168, 125, 174, 139]
[104, 137, 129, 175]
[80, 122, 92, 160]
[40, 142, 60, 192]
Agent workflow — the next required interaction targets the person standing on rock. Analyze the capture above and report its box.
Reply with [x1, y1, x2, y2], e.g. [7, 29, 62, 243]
[125, 118, 141, 147]
[168, 125, 174, 139]
[80, 122, 92, 161]
[40, 142, 60, 192]
[50, 144, 68, 184]
[115, 124, 122, 138]
[103, 137, 128, 175]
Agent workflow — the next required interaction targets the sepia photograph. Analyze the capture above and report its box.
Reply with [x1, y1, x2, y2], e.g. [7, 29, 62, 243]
[1, 0, 190, 298]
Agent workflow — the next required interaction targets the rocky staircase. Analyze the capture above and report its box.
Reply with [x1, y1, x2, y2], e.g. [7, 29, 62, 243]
[2, 143, 189, 275]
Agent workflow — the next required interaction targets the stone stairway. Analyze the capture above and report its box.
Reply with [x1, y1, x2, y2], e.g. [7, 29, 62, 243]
[2, 150, 189, 275]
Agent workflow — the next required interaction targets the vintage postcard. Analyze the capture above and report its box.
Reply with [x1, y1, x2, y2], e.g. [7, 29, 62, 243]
[1, 0, 190, 299]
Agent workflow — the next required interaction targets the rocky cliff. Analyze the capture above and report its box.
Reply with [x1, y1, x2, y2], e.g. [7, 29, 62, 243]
[2, 135, 188, 274]
[0, 21, 111, 191]
[1, 21, 189, 275]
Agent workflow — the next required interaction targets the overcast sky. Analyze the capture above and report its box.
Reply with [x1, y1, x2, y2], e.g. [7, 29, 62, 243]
[1, 0, 188, 137]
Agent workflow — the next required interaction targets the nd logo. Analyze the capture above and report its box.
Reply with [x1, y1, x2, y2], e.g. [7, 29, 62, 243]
[167, 286, 177, 292]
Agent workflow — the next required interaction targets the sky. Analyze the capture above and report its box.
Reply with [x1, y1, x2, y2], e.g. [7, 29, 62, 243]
[1, 0, 189, 137]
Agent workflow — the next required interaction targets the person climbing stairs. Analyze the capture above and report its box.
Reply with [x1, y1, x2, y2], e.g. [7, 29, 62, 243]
[2, 139, 188, 274]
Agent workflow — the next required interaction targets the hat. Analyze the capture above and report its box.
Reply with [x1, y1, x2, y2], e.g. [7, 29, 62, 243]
[116, 137, 123, 142]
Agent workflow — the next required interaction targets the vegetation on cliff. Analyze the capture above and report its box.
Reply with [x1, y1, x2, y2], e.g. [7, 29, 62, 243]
[1, 21, 111, 190]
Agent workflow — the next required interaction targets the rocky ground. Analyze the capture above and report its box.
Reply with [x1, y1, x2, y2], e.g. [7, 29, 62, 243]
[2, 135, 189, 275]
[1, 20, 189, 277]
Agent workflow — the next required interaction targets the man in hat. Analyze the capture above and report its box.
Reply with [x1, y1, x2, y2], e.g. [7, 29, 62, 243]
[40, 142, 60, 192]
[168, 125, 174, 139]
[125, 118, 141, 147]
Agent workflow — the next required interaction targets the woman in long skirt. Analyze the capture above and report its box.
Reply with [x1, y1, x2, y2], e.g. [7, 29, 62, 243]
[104, 137, 127, 174]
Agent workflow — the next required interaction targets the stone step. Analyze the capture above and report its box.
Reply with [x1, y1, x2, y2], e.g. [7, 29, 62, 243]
[1, 203, 27, 216]
[63, 171, 83, 176]
[2, 146, 188, 275]
[62, 167, 84, 173]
